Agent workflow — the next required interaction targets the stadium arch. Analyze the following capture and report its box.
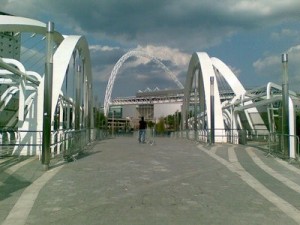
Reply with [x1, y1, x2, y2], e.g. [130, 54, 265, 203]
[103, 50, 184, 116]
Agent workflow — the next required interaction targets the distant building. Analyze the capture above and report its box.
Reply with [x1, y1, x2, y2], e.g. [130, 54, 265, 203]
[0, 12, 21, 60]
[106, 88, 182, 129]
[109, 88, 182, 117]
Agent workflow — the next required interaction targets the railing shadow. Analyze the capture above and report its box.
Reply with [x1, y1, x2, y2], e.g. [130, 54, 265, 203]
[0, 172, 31, 201]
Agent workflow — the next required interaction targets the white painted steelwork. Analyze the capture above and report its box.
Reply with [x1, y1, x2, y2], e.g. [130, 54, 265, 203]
[182, 52, 298, 158]
[0, 15, 93, 156]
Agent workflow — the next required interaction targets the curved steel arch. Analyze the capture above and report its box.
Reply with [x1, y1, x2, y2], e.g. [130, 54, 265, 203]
[210, 57, 246, 96]
[0, 15, 94, 156]
[52, 35, 93, 125]
[0, 15, 64, 43]
[182, 52, 225, 141]
[182, 52, 271, 143]
[0, 19, 93, 129]
[210, 57, 255, 131]
[103, 50, 184, 116]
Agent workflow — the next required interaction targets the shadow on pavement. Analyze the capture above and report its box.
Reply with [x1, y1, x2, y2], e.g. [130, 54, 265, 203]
[0, 156, 31, 172]
[0, 172, 31, 201]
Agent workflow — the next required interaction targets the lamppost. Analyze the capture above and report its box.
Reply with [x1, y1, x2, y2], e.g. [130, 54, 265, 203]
[41, 21, 54, 170]
[210, 76, 215, 144]
[282, 53, 289, 157]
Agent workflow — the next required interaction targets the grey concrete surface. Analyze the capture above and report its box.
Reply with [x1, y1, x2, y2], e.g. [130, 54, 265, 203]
[1, 137, 300, 225]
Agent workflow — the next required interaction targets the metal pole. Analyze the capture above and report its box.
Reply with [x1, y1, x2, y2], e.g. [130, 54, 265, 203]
[75, 65, 81, 130]
[112, 110, 115, 137]
[231, 106, 234, 144]
[180, 104, 183, 137]
[42, 21, 54, 170]
[194, 77, 197, 141]
[282, 53, 289, 157]
[210, 76, 215, 144]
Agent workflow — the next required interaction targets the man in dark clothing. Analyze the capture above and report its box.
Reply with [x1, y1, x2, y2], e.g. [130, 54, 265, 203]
[138, 116, 147, 143]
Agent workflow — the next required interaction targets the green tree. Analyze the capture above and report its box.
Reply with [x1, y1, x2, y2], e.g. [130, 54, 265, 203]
[164, 115, 175, 131]
[94, 107, 106, 129]
[147, 120, 155, 128]
[156, 117, 165, 135]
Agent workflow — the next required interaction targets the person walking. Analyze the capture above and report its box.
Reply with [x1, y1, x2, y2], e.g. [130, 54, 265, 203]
[138, 116, 147, 143]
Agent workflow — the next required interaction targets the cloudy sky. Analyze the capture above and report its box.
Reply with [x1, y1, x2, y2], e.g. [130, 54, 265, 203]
[3, 0, 300, 104]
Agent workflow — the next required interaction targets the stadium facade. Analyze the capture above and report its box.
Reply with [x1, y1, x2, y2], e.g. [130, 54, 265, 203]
[108, 88, 183, 129]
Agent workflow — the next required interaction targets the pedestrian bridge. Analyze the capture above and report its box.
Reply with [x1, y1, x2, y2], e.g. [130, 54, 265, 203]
[0, 14, 299, 161]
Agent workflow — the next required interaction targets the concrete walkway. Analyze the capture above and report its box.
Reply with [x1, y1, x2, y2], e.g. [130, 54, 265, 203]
[1, 137, 300, 225]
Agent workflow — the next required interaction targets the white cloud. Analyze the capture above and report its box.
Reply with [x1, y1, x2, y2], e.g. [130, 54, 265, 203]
[89, 45, 120, 52]
[254, 45, 300, 74]
[100, 45, 190, 84]
[5, 0, 300, 51]
[3, 0, 40, 17]
[119, 45, 190, 86]
[230, 1, 272, 15]
[230, 0, 300, 16]
[4, 0, 300, 96]
[228, 66, 241, 78]
[253, 55, 280, 73]
[271, 29, 300, 41]
[287, 45, 300, 55]
[253, 44, 300, 91]
[135, 45, 190, 67]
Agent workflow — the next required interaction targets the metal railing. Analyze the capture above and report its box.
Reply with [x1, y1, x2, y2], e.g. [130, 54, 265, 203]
[172, 129, 244, 145]
[51, 129, 88, 160]
[0, 128, 110, 161]
[0, 129, 43, 157]
[267, 132, 299, 159]
[171, 128, 300, 159]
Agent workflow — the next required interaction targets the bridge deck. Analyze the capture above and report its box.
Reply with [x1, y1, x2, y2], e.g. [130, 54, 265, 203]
[1, 137, 300, 225]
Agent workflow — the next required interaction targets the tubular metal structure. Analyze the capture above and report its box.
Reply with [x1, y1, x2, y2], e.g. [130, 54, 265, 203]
[182, 52, 298, 158]
[0, 15, 93, 157]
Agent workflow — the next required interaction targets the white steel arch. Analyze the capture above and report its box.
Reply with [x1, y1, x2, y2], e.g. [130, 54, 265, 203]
[0, 15, 64, 43]
[182, 52, 268, 143]
[182, 52, 297, 159]
[183, 52, 225, 141]
[103, 50, 184, 116]
[210, 57, 246, 96]
[211, 57, 260, 132]
[0, 15, 94, 156]
[52, 35, 93, 122]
